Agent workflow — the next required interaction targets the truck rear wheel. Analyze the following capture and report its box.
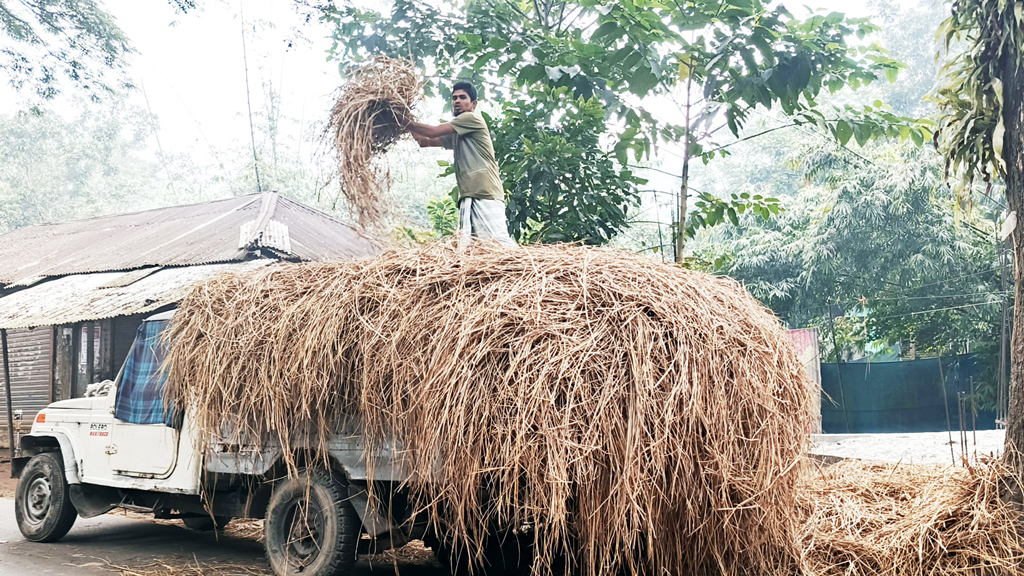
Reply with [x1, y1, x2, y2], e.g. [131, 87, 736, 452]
[15, 452, 78, 542]
[264, 469, 361, 576]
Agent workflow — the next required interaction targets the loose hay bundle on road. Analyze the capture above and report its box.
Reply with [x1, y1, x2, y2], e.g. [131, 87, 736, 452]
[799, 460, 1024, 576]
[327, 56, 420, 227]
[166, 243, 813, 576]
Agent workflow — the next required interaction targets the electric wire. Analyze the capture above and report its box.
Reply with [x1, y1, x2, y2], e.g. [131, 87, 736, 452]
[240, 1, 263, 192]
[140, 82, 178, 197]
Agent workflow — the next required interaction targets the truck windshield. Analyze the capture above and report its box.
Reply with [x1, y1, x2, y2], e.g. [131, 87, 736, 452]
[113, 319, 177, 426]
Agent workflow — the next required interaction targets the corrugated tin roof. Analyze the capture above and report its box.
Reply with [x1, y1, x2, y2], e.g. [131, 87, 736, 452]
[0, 261, 274, 330]
[0, 193, 379, 285]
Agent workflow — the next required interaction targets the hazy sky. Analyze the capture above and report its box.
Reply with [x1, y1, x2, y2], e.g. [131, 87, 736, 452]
[105, 0, 340, 154]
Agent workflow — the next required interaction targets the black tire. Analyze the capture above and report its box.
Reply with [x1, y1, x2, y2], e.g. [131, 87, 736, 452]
[425, 531, 533, 576]
[15, 452, 78, 542]
[264, 469, 361, 576]
[182, 515, 233, 531]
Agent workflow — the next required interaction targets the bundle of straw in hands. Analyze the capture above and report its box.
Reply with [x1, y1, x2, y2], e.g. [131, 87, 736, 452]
[327, 56, 421, 227]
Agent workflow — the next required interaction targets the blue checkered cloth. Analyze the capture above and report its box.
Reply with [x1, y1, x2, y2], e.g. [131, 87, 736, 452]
[114, 319, 176, 426]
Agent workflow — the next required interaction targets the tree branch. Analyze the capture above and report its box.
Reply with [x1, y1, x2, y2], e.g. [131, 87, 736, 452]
[554, 0, 568, 32]
[702, 122, 799, 154]
[532, 0, 547, 29]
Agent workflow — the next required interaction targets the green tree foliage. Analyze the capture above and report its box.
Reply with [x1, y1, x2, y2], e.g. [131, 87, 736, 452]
[0, 102, 164, 231]
[687, 191, 780, 236]
[492, 88, 644, 244]
[427, 195, 458, 236]
[932, 0, 1019, 192]
[0, 0, 133, 99]
[317, 0, 926, 249]
[703, 142, 1002, 399]
[0, 0, 200, 100]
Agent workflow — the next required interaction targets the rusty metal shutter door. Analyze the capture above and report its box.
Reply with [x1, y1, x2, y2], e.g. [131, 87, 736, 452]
[0, 327, 53, 427]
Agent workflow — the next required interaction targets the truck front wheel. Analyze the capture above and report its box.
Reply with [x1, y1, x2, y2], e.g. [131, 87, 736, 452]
[15, 452, 78, 542]
[264, 469, 361, 576]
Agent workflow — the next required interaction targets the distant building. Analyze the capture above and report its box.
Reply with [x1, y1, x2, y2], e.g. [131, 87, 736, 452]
[0, 192, 378, 445]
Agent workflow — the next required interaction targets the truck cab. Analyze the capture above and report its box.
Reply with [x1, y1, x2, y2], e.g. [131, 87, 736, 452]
[25, 312, 201, 495]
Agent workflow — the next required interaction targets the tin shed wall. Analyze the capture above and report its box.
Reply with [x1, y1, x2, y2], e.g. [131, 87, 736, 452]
[1, 327, 53, 430]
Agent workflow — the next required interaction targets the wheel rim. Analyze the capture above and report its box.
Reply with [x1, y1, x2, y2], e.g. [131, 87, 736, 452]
[24, 475, 52, 526]
[282, 498, 327, 570]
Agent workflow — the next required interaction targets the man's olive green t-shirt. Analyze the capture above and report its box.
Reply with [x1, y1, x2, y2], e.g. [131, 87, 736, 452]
[442, 111, 505, 202]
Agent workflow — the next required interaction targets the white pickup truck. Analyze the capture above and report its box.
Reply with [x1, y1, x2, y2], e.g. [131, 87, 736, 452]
[12, 311, 530, 576]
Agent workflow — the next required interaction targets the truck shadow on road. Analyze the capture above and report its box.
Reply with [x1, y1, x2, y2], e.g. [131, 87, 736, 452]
[0, 506, 447, 575]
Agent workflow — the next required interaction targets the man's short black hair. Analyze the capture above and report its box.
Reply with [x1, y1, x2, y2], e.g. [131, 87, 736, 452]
[452, 81, 478, 102]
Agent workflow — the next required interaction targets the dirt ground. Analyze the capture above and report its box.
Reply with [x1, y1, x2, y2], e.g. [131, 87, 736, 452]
[117, 521, 440, 575]
[189, 518, 439, 571]
[209, 519, 438, 569]
[0, 460, 17, 498]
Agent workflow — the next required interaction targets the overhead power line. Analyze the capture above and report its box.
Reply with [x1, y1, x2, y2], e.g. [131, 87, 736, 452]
[869, 300, 1000, 321]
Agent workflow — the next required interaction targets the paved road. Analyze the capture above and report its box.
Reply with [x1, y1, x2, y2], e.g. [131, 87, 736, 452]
[0, 497, 268, 575]
[0, 498, 446, 576]
[810, 430, 1005, 464]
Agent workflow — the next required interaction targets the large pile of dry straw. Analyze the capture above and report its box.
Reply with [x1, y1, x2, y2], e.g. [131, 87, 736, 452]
[799, 460, 1024, 576]
[326, 56, 420, 227]
[166, 243, 812, 576]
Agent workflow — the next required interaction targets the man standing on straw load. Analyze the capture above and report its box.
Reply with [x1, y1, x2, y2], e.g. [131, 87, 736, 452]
[404, 81, 516, 247]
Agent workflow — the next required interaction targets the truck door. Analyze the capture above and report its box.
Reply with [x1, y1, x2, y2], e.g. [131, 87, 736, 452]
[107, 317, 179, 477]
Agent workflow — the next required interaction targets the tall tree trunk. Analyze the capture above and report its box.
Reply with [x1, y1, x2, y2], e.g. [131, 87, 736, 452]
[1002, 57, 1024, 472]
[676, 158, 688, 262]
[675, 72, 694, 264]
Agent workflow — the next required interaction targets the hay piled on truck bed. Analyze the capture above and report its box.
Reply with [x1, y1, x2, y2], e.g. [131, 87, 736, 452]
[165, 243, 813, 576]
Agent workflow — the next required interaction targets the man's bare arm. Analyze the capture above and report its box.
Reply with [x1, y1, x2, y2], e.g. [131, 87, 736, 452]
[412, 133, 446, 148]
[407, 121, 456, 140]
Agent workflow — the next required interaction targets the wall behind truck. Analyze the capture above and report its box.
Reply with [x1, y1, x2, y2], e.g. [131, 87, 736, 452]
[0, 327, 54, 450]
[820, 354, 998, 433]
[53, 314, 147, 404]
